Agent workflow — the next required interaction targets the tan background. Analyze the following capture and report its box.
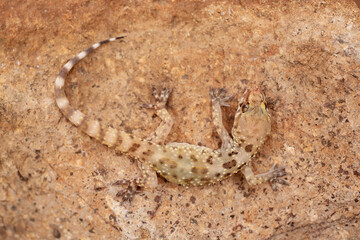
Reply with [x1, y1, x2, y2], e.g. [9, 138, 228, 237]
[354, 0, 360, 8]
[1, 0, 360, 239]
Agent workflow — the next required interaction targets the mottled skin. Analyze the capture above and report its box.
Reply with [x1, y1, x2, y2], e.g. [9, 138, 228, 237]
[54, 37, 286, 201]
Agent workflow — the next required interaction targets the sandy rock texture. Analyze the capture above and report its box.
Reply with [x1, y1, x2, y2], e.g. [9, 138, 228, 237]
[1, 0, 360, 239]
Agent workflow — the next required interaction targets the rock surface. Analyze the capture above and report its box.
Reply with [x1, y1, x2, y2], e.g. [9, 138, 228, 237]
[1, 0, 359, 239]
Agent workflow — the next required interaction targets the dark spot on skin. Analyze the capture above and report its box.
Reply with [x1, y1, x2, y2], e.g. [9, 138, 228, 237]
[99, 39, 110, 45]
[206, 156, 213, 165]
[190, 155, 198, 162]
[78, 117, 88, 132]
[128, 143, 140, 152]
[129, 135, 134, 139]
[215, 173, 221, 177]
[142, 149, 153, 156]
[228, 151, 238, 157]
[162, 172, 168, 176]
[223, 160, 237, 169]
[218, 153, 222, 157]
[190, 196, 196, 204]
[184, 178, 194, 183]
[65, 107, 76, 120]
[224, 173, 231, 177]
[169, 162, 177, 168]
[99, 127, 106, 143]
[163, 149, 167, 153]
[159, 158, 166, 165]
[191, 167, 198, 173]
[172, 174, 178, 178]
[201, 177, 210, 182]
[245, 144, 253, 152]
[147, 141, 153, 145]
[201, 168, 209, 174]
[178, 155, 183, 159]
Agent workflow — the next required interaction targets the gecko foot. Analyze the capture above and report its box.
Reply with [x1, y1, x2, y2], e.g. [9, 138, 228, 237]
[112, 179, 143, 203]
[243, 163, 288, 191]
[210, 87, 232, 107]
[141, 85, 172, 110]
[268, 164, 288, 191]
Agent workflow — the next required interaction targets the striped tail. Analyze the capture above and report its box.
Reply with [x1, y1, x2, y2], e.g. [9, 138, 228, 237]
[54, 36, 156, 157]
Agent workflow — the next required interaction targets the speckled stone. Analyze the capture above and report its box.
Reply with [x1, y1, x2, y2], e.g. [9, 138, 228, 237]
[1, 0, 360, 239]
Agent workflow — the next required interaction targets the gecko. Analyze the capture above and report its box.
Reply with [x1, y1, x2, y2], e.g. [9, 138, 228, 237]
[54, 36, 287, 202]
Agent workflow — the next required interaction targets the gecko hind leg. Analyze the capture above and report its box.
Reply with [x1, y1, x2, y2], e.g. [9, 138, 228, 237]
[112, 178, 144, 203]
[242, 163, 288, 191]
[112, 167, 157, 204]
[112, 85, 173, 203]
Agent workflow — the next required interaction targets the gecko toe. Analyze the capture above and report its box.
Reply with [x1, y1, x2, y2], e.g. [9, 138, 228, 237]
[270, 178, 288, 191]
[210, 87, 232, 107]
[113, 179, 142, 204]
[268, 164, 288, 191]
[143, 85, 172, 110]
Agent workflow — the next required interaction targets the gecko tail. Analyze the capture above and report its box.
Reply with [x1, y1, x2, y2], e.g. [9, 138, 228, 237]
[54, 36, 125, 126]
[54, 36, 148, 152]
[54, 36, 125, 99]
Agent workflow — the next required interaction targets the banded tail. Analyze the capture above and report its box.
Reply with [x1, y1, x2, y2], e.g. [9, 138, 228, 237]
[54, 36, 157, 159]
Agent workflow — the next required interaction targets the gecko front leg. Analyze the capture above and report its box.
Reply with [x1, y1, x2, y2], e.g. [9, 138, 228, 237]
[139, 85, 174, 188]
[242, 163, 287, 191]
[210, 87, 233, 150]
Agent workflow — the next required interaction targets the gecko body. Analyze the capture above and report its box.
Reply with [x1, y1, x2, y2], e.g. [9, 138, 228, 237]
[55, 37, 286, 200]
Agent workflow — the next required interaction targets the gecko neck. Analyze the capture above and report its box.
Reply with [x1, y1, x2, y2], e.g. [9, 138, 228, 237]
[227, 141, 256, 159]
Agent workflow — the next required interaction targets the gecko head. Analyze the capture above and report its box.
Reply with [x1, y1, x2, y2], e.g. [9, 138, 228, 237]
[232, 84, 271, 153]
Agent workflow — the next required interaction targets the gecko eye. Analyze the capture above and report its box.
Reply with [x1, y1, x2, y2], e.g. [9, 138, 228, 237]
[241, 103, 249, 113]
